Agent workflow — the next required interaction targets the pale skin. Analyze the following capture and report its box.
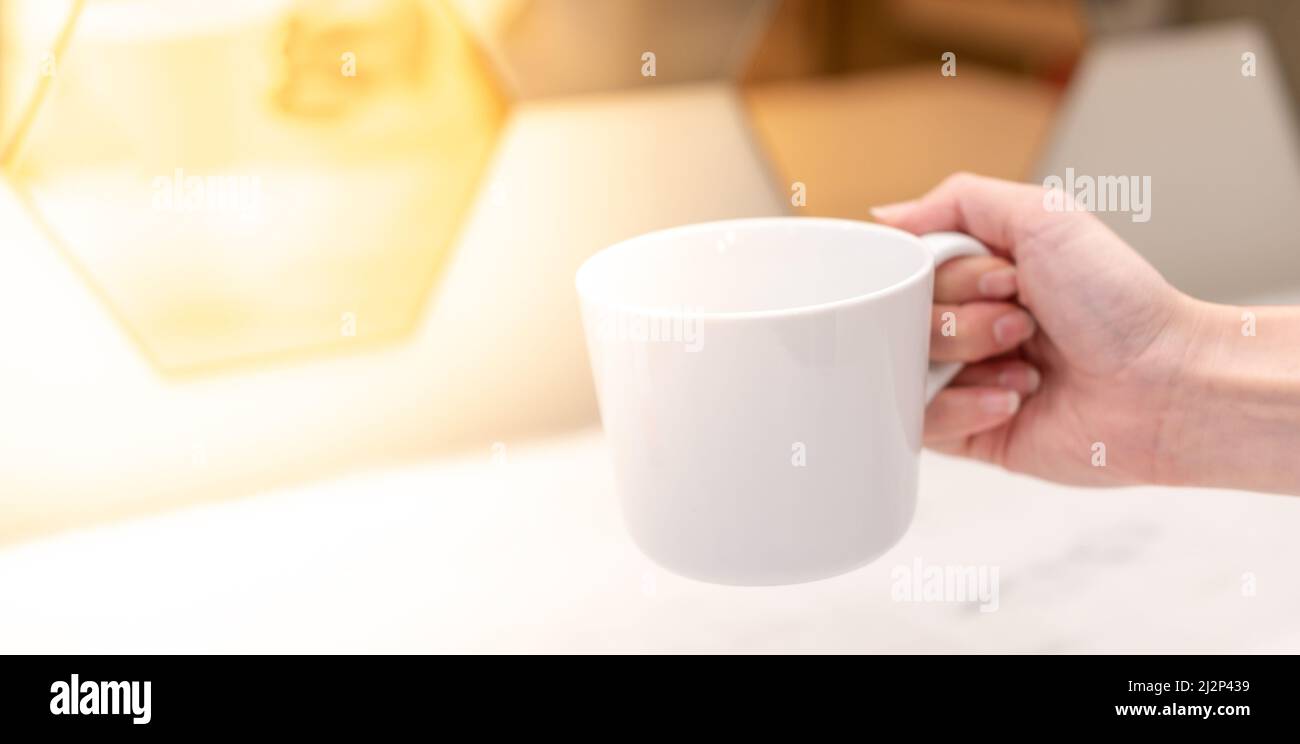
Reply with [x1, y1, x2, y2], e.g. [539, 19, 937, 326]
[871, 173, 1300, 496]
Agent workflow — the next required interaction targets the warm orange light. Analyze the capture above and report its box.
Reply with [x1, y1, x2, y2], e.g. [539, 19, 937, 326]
[5, 0, 506, 373]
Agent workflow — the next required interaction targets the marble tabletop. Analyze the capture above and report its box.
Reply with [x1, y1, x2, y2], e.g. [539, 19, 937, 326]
[2, 425, 1296, 653]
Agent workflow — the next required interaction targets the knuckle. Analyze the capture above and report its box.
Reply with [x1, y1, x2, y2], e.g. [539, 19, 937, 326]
[942, 171, 981, 190]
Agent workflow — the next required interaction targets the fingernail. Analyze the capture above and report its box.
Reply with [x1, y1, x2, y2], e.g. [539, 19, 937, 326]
[998, 366, 1041, 393]
[977, 267, 1017, 298]
[993, 311, 1035, 347]
[979, 390, 1020, 415]
[870, 200, 918, 221]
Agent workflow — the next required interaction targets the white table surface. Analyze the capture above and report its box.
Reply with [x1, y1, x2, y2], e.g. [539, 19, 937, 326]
[2, 425, 1297, 653]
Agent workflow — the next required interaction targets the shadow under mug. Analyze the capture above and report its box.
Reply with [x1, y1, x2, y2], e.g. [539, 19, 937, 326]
[576, 217, 988, 585]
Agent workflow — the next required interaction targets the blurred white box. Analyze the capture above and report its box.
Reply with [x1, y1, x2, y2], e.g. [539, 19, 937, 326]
[1037, 21, 1300, 304]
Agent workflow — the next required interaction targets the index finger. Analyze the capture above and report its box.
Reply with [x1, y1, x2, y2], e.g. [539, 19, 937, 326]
[870, 172, 1052, 259]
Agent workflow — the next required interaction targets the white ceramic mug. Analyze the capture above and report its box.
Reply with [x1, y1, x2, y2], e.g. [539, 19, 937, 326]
[576, 218, 988, 585]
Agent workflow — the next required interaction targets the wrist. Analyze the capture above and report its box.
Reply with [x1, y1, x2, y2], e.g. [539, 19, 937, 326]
[1163, 299, 1300, 494]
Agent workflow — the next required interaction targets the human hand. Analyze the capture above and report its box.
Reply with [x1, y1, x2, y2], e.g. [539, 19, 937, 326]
[873, 173, 1232, 489]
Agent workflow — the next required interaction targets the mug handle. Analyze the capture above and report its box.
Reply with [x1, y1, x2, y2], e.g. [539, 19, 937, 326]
[920, 231, 991, 404]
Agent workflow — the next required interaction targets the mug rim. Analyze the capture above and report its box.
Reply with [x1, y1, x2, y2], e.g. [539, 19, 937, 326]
[574, 216, 934, 321]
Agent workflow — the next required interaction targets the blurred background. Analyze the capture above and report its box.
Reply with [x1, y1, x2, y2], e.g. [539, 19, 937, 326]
[1, 0, 1298, 652]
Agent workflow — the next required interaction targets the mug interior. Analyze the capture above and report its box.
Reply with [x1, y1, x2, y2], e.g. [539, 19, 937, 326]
[576, 217, 930, 315]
